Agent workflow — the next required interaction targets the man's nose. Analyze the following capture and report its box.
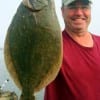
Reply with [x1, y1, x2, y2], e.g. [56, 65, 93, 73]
[74, 8, 83, 15]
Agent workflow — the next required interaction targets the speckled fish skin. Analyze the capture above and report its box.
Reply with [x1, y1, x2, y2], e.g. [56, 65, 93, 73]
[4, 0, 62, 99]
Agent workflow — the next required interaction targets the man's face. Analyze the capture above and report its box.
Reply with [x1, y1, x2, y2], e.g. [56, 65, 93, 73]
[62, 2, 91, 33]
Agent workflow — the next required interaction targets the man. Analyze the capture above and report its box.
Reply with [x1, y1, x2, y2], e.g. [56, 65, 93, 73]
[44, 0, 100, 100]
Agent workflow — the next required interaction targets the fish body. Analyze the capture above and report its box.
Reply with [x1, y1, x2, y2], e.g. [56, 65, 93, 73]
[4, 0, 62, 99]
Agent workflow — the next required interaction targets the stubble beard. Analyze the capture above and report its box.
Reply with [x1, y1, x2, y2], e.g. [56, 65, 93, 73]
[65, 22, 89, 36]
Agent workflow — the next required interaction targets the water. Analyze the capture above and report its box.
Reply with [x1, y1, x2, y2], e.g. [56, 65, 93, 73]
[0, 48, 44, 100]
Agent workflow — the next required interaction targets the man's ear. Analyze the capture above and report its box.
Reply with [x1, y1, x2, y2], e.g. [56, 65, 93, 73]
[61, 7, 65, 19]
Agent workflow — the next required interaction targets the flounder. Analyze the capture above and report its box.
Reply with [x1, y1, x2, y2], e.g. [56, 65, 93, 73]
[4, 0, 62, 99]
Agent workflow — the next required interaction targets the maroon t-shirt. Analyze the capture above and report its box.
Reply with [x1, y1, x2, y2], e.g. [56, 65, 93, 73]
[44, 30, 100, 100]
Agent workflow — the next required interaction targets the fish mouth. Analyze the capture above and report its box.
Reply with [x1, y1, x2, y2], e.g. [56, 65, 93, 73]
[24, 5, 42, 12]
[23, 0, 48, 12]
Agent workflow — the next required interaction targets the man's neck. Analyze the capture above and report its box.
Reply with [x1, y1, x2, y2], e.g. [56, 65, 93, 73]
[65, 29, 93, 47]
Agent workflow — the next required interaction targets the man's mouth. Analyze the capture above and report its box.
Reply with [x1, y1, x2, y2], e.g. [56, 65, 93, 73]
[72, 18, 86, 23]
[72, 17, 86, 21]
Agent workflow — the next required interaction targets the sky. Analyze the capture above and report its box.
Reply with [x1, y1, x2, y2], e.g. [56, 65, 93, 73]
[0, 0, 100, 48]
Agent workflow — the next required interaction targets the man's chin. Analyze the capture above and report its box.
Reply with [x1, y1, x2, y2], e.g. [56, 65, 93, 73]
[72, 27, 86, 33]
[73, 24, 86, 30]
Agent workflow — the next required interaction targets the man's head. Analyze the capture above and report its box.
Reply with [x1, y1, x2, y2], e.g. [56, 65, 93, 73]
[61, 0, 92, 34]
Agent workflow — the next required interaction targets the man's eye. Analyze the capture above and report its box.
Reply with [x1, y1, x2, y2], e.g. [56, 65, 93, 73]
[82, 6, 90, 9]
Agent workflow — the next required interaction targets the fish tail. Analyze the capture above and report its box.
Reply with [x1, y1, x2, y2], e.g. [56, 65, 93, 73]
[20, 91, 35, 100]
